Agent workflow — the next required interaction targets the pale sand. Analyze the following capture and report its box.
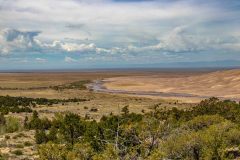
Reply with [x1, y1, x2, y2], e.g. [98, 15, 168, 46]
[103, 69, 240, 101]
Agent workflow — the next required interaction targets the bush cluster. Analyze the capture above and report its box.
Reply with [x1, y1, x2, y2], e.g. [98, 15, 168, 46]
[50, 80, 91, 90]
[31, 98, 240, 160]
[0, 95, 89, 114]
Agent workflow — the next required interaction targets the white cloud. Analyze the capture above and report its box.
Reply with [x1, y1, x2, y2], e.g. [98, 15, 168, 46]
[0, 28, 111, 55]
[61, 43, 96, 52]
[47, 41, 112, 54]
[0, 28, 41, 55]
[126, 26, 202, 53]
[35, 58, 47, 63]
[0, 0, 225, 42]
[145, 25, 204, 52]
[0, 0, 239, 55]
[64, 56, 77, 63]
[0, 0, 240, 67]
[127, 25, 240, 53]
[1, 27, 240, 58]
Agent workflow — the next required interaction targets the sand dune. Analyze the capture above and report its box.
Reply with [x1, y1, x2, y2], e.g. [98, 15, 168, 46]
[103, 69, 240, 100]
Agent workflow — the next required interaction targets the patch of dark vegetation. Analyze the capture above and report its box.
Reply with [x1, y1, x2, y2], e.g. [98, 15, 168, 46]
[90, 107, 98, 112]
[50, 80, 91, 90]
[15, 144, 24, 148]
[24, 141, 32, 146]
[0, 95, 89, 114]
[24, 98, 240, 159]
[12, 150, 23, 156]
[25, 111, 52, 130]
[12, 133, 27, 139]
[0, 86, 51, 91]
[0, 116, 22, 134]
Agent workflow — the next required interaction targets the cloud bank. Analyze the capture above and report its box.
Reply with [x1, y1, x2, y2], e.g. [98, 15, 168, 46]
[0, 0, 240, 68]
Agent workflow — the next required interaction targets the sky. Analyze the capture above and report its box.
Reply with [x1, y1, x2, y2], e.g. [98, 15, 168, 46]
[0, 0, 240, 69]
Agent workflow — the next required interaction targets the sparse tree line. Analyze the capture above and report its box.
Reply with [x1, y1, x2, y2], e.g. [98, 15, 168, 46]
[19, 97, 240, 159]
[50, 80, 91, 90]
[0, 95, 89, 114]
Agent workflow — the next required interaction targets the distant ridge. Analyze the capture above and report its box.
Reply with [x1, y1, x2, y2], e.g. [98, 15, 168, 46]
[0, 60, 239, 72]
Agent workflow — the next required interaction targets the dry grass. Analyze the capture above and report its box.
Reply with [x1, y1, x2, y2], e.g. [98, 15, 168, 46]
[0, 130, 36, 160]
[0, 70, 207, 89]
[0, 71, 196, 120]
[0, 72, 116, 88]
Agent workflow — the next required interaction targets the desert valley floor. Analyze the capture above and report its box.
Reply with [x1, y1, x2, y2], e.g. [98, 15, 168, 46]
[0, 68, 240, 159]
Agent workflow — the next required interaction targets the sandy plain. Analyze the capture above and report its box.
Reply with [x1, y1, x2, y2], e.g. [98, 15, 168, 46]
[103, 69, 240, 101]
[0, 69, 237, 159]
[0, 70, 199, 120]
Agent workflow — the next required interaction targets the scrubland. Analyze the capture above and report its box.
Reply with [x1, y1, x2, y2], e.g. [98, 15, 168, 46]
[0, 69, 239, 159]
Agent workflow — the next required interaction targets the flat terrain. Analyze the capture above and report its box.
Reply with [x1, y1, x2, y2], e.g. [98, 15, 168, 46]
[0, 70, 200, 120]
[0, 71, 133, 89]
[0, 69, 210, 89]
[0, 69, 238, 159]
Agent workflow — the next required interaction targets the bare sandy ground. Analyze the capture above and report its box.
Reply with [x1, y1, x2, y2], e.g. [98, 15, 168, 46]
[0, 69, 236, 103]
[0, 71, 185, 119]
[103, 69, 240, 101]
[0, 72, 128, 88]
[0, 69, 211, 88]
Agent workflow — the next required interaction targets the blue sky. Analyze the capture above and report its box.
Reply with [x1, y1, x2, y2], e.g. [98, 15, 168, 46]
[0, 0, 240, 69]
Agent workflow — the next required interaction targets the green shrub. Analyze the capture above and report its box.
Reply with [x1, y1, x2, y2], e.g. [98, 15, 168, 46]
[90, 108, 98, 112]
[38, 142, 67, 160]
[0, 95, 88, 115]
[15, 144, 24, 148]
[4, 135, 10, 139]
[5, 117, 22, 133]
[24, 141, 32, 146]
[12, 133, 26, 139]
[0, 114, 6, 125]
[35, 130, 48, 144]
[12, 149, 23, 156]
[121, 105, 129, 115]
[29, 98, 240, 159]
